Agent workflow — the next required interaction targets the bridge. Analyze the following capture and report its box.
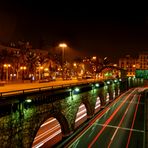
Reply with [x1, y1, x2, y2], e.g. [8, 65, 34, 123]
[0, 76, 144, 148]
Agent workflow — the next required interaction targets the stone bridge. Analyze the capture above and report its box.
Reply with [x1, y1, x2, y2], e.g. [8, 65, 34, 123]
[0, 77, 144, 148]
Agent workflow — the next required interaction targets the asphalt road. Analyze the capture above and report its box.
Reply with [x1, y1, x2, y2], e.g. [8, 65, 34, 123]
[66, 88, 145, 148]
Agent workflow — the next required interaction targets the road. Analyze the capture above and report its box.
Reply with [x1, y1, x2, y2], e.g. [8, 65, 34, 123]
[64, 88, 145, 148]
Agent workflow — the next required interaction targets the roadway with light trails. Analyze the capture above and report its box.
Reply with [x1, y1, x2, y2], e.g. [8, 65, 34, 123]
[64, 88, 145, 148]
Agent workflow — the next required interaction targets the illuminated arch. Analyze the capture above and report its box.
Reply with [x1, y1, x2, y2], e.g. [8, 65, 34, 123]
[94, 96, 101, 113]
[74, 99, 93, 128]
[31, 112, 70, 148]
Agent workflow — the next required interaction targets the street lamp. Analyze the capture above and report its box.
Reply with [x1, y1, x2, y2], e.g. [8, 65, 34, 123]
[20, 66, 26, 80]
[38, 66, 43, 80]
[59, 43, 67, 79]
[3, 64, 11, 81]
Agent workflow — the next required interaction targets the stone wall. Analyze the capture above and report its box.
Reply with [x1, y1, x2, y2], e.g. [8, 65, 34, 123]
[0, 78, 142, 148]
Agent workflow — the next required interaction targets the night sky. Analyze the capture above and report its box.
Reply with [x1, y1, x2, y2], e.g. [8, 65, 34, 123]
[0, 1, 148, 62]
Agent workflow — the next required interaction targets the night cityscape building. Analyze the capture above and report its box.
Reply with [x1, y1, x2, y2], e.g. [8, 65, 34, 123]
[137, 52, 148, 69]
[119, 55, 137, 76]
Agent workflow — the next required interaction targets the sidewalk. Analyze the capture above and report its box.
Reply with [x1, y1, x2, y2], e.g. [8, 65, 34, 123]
[0, 79, 97, 94]
[0, 80, 78, 93]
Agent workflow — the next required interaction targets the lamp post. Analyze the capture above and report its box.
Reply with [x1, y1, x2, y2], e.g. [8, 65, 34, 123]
[39, 66, 43, 80]
[59, 43, 67, 79]
[20, 66, 26, 80]
[3, 64, 11, 81]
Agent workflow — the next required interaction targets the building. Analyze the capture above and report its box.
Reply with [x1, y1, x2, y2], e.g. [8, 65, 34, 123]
[119, 55, 137, 76]
[137, 52, 148, 70]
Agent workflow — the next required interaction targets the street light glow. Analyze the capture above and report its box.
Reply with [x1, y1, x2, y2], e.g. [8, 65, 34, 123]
[73, 63, 77, 67]
[95, 83, 99, 87]
[20, 66, 27, 70]
[4, 64, 11, 67]
[26, 99, 32, 103]
[92, 56, 96, 60]
[74, 88, 80, 92]
[59, 43, 67, 48]
[107, 81, 110, 84]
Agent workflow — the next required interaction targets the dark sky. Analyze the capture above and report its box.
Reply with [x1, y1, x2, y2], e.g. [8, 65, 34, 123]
[0, 1, 148, 62]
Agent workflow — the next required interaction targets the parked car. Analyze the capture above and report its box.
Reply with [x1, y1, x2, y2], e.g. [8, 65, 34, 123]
[82, 75, 92, 79]
[39, 79, 49, 83]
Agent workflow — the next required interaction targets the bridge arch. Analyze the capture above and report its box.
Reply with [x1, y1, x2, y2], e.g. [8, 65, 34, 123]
[82, 99, 94, 118]
[74, 97, 94, 128]
[31, 112, 70, 148]
[74, 103, 87, 128]
[94, 96, 101, 113]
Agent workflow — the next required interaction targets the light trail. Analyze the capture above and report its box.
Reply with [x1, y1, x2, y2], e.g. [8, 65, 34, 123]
[41, 118, 56, 127]
[126, 94, 141, 148]
[107, 94, 138, 148]
[33, 130, 61, 148]
[34, 125, 60, 141]
[88, 89, 137, 148]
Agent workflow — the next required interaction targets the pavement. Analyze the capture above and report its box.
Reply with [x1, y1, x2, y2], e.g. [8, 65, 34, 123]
[0, 80, 77, 93]
[0, 79, 97, 95]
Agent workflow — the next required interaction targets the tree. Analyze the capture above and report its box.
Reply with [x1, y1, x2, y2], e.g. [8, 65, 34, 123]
[0, 49, 13, 80]
[26, 51, 38, 80]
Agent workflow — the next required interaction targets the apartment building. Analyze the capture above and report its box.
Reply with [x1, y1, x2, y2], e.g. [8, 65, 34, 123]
[137, 52, 148, 69]
[119, 55, 137, 76]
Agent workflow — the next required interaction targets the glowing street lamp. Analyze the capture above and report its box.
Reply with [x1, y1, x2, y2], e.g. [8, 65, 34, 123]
[3, 64, 11, 81]
[92, 56, 96, 60]
[59, 43, 67, 79]
[73, 63, 77, 67]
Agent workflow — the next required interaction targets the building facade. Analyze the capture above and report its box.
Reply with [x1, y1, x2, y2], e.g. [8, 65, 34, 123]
[137, 52, 148, 70]
[119, 55, 137, 76]
[119, 52, 148, 76]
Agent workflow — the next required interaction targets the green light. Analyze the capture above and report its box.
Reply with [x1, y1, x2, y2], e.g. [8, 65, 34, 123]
[119, 78, 122, 81]
[74, 88, 80, 92]
[105, 72, 109, 76]
[95, 83, 99, 87]
[107, 81, 110, 84]
[114, 79, 118, 83]
[26, 99, 32, 103]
